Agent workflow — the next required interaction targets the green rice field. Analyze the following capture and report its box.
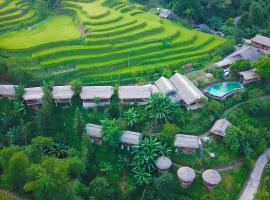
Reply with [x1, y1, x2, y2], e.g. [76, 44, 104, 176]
[0, 0, 226, 83]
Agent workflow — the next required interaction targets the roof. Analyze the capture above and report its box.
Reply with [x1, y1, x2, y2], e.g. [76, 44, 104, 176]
[155, 156, 172, 170]
[150, 84, 160, 94]
[80, 86, 114, 100]
[0, 85, 16, 96]
[239, 69, 260, 81]
[196, 24, 209, 30]
[216, 46, 262, 67]
[118, 85, 152, 100]
[86, 123, 103, 138]
[211, 119, 231, 137]
[52, 86, 74, 100]
[120, 131, 142, 145]
[155, 77, 177, 95]
[251, 35, 270, 47]
[202, 169, 221, 185]
[23, 87, 44, 101]
[177, 167, 196, 182]
[174, 134, 201, 149]
[169, 73, 205, 105]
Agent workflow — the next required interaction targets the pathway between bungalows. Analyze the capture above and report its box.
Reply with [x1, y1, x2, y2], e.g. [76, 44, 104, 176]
[239, 148, 270, 200]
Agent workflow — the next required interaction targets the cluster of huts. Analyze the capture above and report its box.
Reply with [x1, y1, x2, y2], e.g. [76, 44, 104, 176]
[0, 73, 206, 110]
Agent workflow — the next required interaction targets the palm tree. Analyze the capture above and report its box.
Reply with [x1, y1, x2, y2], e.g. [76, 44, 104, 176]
[100, 118, 121, 147]
[133, 168, 152, 186]
[146, 93, 177, 125]
[123, 107, 139, 128]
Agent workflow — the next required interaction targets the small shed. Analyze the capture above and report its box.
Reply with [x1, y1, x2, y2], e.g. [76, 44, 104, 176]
[0, 85, 17, 99]
[120, 131, 142, 151]
[52, 86, 74, 106]
[155, 156, 172, 173]
[86, 123, 103, 144]
[118, 85, 152, 105]
[23, 87, 44, 108]
[80, 86, 114, 108]
[251, 35, 270, 51]
[211, 119, 231, 137]
[177, 167, 196, 188]
[239, 69, 260, 85]
[202, 169, 221, 189]
[174, 134, 201, 153]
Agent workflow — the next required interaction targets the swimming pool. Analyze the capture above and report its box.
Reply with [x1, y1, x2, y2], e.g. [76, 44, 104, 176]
[207, 82, 243, 99]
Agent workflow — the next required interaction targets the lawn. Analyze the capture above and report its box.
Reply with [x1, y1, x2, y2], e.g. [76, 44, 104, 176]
[0, 15, 80, 49]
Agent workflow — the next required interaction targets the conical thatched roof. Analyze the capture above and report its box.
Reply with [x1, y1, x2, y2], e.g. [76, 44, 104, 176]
[155, 156, 172, 170]
[177, 167, 196, 182]
[202, 169, 221, 185]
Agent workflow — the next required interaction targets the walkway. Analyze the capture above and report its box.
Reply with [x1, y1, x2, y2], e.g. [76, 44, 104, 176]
[239, 148, 270, 200]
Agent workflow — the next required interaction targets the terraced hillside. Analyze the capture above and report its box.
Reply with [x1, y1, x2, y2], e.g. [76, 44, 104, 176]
[0, 0, 226, 84]
[0, 0, 41, 33]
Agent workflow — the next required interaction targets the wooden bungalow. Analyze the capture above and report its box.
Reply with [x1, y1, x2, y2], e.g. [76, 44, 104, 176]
[211, 119, 231, 137]
[202, 169, 221, 189]
[86, 123, 103, 144]
[0, 85, 17, 99]
[23, 87, 44, 108]
[155, 77, 180, 102]
[251, 35, 270, 51]
[118, 85, 152, 105]
[174, 134, 201, 153]
[239, 69, 260, 85]
[120, 131, 142, 151]
[80, 86, 114, 108]
[52, 86, 74, 106]
[155, 156, 172, 173]
[170, 73, 206, 110]
[177, 167, 196, 188]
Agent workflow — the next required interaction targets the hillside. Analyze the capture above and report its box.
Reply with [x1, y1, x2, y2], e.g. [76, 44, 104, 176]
[0, 0, 225, 84]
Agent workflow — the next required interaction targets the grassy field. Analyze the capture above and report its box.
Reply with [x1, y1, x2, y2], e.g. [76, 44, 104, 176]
[0, 0, 226, 83]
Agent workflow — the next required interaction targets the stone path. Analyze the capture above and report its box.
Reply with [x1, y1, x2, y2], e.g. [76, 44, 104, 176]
[239, 148, 270, 200]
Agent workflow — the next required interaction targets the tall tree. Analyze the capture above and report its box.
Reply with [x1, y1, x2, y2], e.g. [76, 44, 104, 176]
[73, 107, 85, 139]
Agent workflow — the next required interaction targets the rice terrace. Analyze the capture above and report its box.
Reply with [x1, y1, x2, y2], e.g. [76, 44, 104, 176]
[0, 0, 225, 84]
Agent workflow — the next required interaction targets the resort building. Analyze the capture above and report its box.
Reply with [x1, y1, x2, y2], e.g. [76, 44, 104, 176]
[86, 123, 103, 145]
[23, 87, 44, 108]
[120, 131, 142, 151]
[177, 167, 196, 188]
[202, 169, 221, 189]
[211, 119, 231, 137]
[239, 69, 260, 85]
[0, 85, 17, 99]
[174, 134, 201, 153]
[250, 35, 270, 51]
[157, 8, 173, 19]
[155, 77, 180, 102]
[215, 45, 262, 68]
[118, 85, 152, 105]
[170, 73, 206, 110]
[154, 156, 172, 173]
[80, 86, 114, 108]
[52, 86, 74, 106]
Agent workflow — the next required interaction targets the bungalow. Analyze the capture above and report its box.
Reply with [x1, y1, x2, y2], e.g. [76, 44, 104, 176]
[239, 69, 260, 85]
[52, 86, 74, 106]
[155, 156, 172, 173]
[211, 119, 231, 137]
[174, 134, 201, 153]
[118, 85, 152, 105]
[251, 35, 270, 51]
[80, 86, 114, 108]
[23, 87, 44, 108]
[120, 131, 142, 151]
[170, 73, 206, 110]
[85, 123, 103, 144]
[0, 85, 17, 99]
[177, 167, 196, 188]
[155, 77, 180, 102]
[215, 45, 262, 69]
[202, 169, 221, 189]
[157, 8, 173, 19]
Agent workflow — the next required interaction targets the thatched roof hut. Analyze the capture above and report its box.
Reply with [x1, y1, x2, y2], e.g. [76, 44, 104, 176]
[118, 85, 152, 104]
[239, 69, 260, 84]
[120, 131, 142, 150]
[52, 86, 74, 100]
[177, 167, 196, 187]
[23, 87, 44, 106]
[80, 86, 113, 100]
[0, 85, 17, 99]
[86, 123, 103, 144]
[202, 169, 221, 189]
[155, 77, 177, 95]
[211, 119, 231, 137]
[170, 73, 205, 107]
[174, 134, 201, 153]
[251, 35, 270, 51]
[155, 156, 172, 172]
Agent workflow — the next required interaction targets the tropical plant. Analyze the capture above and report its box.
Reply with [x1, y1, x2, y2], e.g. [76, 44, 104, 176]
[70, 79, 82, 96]
[133, 168, 152, 186]
[100, 118, 121, 147]
[123, 107, 140, 128]
[73, 107, 85, 138]
[99, 161, 113, 175]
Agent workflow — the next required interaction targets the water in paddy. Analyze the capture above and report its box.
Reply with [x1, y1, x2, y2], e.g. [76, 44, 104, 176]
[208, 82, 243, 98]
